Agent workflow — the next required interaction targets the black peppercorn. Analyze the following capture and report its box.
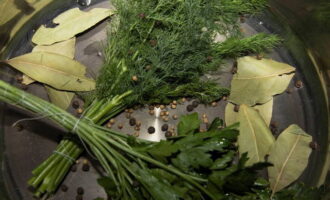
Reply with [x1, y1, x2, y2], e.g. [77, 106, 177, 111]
[148, 126, 155, 134]
[77, 187, 84, 195]
[129, 118, 136, 126]
[161, 124, 169, 131]
[72, 100, 80, 109]
[82, 164, 90, 172]
[186, 105, 194, 112]
[61, 184, 68, 192]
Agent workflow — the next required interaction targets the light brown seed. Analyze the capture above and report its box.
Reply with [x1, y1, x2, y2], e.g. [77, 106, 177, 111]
[160, 111, 165, 116]
[125, 109, 129, 113]
[136, 121, 142, 127]
[203, 118, 209, 124]
[82, 159, 88, 165]
[76, 108, 83, 114]
[163, 117, 169, 122]
[295, 80, 303, 88]
[172, 114, 178, 120]
[117, 123, 124, 129]
[171, 104, 177, 109]
[202, 113, 207, 119]
[109, 119, 116, 124]
[160, 105, 165, 110]
[132, 75, 138, 81]
[211, 102, 217, 107]
[134, 126, 140, 131]
[149, 110, 155, 115]
[173, 100, 177, 105]
[165, 111, 170, 116]
[133, 131, 140, 137]
[222, 96, 228, 101]
[182, 98, 186, 103]
[106, 123, 112, 128]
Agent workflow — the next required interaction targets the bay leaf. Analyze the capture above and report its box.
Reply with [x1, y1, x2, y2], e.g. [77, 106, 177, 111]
[268, 124, 312, 194]
[22, 38, 77, 86]
[32, 8, 114, 45]
[229, 56, 295, 106]
[33, 37, 76, 59]
[5, 52, 95, 91]
[238, 104, 275, 166]
[45, 86, 74, 110]
[225, 99, 273, 127]
[22, 74, 35, 85]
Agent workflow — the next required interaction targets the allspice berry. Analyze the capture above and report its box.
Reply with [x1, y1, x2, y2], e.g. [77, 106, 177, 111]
[234, 105, 240, 112]
[132, 75, 138, 81]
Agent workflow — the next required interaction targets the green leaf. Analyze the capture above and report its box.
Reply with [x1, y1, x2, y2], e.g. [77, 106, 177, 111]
[177, 113, 200, 136]
[130, 164, 182, 200]
[229, 56, 295, 106]
[208, 117, 224, 131]
[97, 177, 120, 198]
[45, 86, 74, 110]
[238, 105, 275, 166]
[32, 8, 114, 45]
[273, 182, 322, 200]
[5, 52, 95, 91]
[210, 151, 236, 170]
[147, 140, 179, 163]
[225, 99, 273, 127]
[268, 125, 312, 193]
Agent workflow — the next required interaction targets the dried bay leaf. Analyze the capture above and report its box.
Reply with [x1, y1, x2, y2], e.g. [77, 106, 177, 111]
[225, 99, 273, 127]
[32, 8, 114, 45]
[22, 38, 77, 86]
[31, 38, 77, 109]
[238, 104, 275, 166]
[268, 125, 312, 194]
[5, 52, 95, 91]
[229, 56, 295, 106]
[45, 86, 74, 110]
[33, 37, 76, 59]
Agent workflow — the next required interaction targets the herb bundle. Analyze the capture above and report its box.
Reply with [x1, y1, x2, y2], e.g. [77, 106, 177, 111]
[3, 0, 283, 198]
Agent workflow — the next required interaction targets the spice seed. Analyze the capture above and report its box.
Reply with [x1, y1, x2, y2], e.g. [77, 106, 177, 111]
[202, 113, 207, 119]
[173, 100, 177, 105]
[71, 164, 77, 172]
[181, 98, 186, 103]
[165, 111, 169, 116]
[160, 105, 165, 110]
[134, 126, 140, 131]
[129, 118, 136, 126]
[295, 80, 303, 88]
[234, 105, 240, 112]
[82, 164, 90, 172]
[148, 126, 156, 134]
[161, 124, 169, 131]
[171, 104, 177, 109]
[76, 195, 83, 200]
[309, 141, 318, 150]
[186, 105, 194, 112]
[211, 102, 217, 107]
[109, 119, 116, 124]
[222, 96, 228, 101]
[77, 187, 84, 195]
[61, 184, 68, 192]
[163, 117, 169, 122]
[134, 131, 140, 137]
[76, 108, 83, 114]
[118, 123, 123, 129]
[203, 118, 209, 124]
[125, 113, 131, 119]
[132, 75, 138, 81]
[72, 100, 80, 109]
[106, 123, 112, 128]
[136, 121, 142, 127]
[149, 110, 155, 115]
[165, 131, 173, 138]
[172, 114, 178, 120]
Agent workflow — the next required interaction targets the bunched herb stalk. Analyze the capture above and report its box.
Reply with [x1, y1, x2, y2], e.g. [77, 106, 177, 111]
[0, 80, 229, 199]
[25, 0, 281, 197]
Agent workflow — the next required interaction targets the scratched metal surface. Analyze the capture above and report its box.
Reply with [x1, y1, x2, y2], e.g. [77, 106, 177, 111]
[0, 0, 320, 199]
